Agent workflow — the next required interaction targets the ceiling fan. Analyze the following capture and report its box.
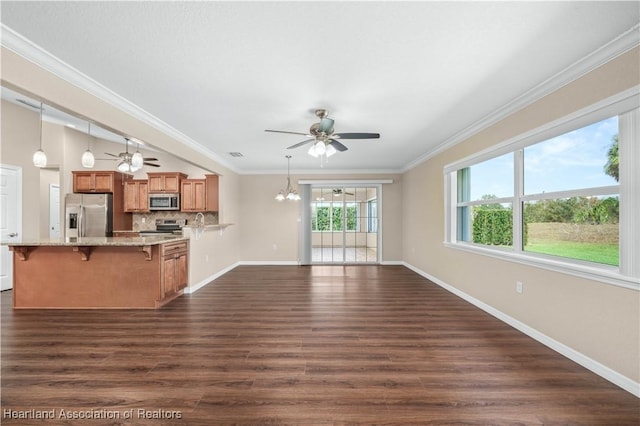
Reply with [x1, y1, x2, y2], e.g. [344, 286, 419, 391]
[101, 138, 160, 172]
[333, 188, 354, 196]
[265, 109, 380, 159]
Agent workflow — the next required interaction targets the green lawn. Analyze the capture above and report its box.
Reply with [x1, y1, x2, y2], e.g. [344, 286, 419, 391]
[524, 241, 619, 266]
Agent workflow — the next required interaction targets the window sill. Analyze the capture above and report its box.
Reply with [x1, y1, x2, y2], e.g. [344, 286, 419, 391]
[444, 241, 639, 291]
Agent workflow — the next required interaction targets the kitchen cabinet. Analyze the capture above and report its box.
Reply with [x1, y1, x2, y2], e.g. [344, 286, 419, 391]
[124, 180, 149, 212]
[181, 174, 219, 212]
[204, 174, 219, 212]
[181, 179, 206, 212]
[73, 171, 127, 193]
[160, 240, 188, 301]
[147, 172, 187, 193]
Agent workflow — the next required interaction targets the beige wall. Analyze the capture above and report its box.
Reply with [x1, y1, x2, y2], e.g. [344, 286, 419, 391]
[402, 47, 640, 383]
[1, 100, 41, 240]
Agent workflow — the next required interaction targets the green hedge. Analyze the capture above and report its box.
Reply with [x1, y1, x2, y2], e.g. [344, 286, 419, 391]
[473, 209, 513, 246]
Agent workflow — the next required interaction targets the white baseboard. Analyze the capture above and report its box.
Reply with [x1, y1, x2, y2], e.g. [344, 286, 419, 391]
[238, 260, 300, 266]
[401, 262, 640, 398]
[184, 262, 240, 294]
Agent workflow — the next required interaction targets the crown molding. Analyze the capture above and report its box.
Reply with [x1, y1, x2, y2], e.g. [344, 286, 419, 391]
[403, 23, 640, 173]
[0, 24, 238, 173]
[240, 167, 403, 176]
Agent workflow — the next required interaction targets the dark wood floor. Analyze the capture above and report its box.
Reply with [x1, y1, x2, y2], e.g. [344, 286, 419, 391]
[1, 265, 638, 425]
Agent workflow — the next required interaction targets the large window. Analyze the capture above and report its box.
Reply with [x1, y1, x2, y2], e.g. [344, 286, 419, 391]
[445, 91, 639, 288]
[311, 202, 359, 232]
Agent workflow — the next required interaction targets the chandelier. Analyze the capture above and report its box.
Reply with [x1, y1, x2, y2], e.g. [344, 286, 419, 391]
[275, 155, 300, 201]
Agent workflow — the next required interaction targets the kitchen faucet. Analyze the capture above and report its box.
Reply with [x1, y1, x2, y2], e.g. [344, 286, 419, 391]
[195, 212, 205, 228]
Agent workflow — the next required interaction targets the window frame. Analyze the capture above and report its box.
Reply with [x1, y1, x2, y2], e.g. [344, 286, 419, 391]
[444, 87, 640, 290]
[367, 199, 378, 233]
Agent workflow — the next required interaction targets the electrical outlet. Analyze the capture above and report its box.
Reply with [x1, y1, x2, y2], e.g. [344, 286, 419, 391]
[516, 281, 523, 294]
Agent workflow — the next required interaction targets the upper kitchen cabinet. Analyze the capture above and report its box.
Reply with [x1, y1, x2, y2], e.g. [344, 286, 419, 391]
[124, 180, 149, 213]
[205, 174, 219, 212]
[73, 171, 130, 193]
[147, 172, 187, 193]
[181, 174, 219, 212]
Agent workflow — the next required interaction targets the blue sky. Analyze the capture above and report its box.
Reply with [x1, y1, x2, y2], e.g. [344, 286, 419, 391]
[469, 116, 619, 201]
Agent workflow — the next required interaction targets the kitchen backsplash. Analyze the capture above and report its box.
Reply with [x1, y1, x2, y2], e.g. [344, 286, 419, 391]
[132, 211, 219, 231]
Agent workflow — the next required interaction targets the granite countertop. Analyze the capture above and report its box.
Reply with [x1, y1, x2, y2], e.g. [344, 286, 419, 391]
[6, 235, 189, 247]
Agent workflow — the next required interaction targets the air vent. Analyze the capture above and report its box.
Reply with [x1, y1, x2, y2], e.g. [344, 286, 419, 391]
[228, 152, 244, 158]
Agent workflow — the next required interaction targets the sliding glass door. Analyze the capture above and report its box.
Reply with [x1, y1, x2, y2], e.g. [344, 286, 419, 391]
[310, 186, 379, 264]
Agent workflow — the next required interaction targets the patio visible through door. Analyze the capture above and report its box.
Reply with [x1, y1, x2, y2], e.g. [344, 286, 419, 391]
[311, 186, 379, 264]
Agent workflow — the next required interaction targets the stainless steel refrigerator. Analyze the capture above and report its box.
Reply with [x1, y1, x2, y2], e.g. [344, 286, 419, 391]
[64, 193, 113, 238]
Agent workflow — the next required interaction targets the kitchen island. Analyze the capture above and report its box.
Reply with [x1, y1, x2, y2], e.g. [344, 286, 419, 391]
[8, 236, 189, 309]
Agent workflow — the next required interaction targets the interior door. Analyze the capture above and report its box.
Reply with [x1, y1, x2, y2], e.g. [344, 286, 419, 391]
[310, 185, 379, 264]
[49, 184, 60, 239]
[1, 165, 21, 291]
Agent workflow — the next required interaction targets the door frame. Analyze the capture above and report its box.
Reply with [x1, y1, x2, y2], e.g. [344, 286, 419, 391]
[299, 180, 387, 265]
[49, 183, 60, 238]
[0, 164, 23, 291]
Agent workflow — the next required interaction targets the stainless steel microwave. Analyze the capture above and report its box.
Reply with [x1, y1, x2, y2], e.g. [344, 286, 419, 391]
[148, 193, 180, 211]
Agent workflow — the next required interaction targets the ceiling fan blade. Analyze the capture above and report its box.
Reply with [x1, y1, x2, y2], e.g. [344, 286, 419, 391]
[143, 157, 159, 161]
[265, 129, 311, 137]
[318, 118, 334, 134]
[104, 152, 121, 158]
[333, 132, 380, 139]
[328, 139, 348, 152]
[287, 138, 316, 150]
[144, 162, 161, 167]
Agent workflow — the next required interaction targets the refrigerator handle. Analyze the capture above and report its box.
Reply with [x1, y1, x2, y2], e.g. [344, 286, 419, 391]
[80, 206, 86, 237]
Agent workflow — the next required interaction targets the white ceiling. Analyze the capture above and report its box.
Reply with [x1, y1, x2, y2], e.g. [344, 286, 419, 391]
[1, 1, 638, 174]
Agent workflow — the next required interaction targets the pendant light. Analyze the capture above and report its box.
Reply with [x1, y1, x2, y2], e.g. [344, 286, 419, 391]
[81, 122, 95, 168]
[131, 143, 144, 169]
[32, 102, 47, 168]
[275, 155, 300, 201]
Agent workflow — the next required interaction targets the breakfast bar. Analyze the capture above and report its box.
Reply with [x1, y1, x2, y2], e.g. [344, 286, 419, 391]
[8, 236, 189, 309]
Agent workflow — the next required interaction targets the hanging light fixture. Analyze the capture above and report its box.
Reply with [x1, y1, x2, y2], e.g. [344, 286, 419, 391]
[275, 155, 300, 201]
[131, 143, 144, 169]
[81, 122, 95, 168]
[32, 102, 47, 168]
[306, 136, 337, 166]
[115, 138, 142, 173]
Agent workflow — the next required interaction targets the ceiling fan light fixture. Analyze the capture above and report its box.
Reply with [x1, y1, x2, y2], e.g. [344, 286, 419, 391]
[325, 143, 337, 158]
[307, 144, 319, 158]
[314, 140, 326, 156]
[117, 161, 131, 173]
